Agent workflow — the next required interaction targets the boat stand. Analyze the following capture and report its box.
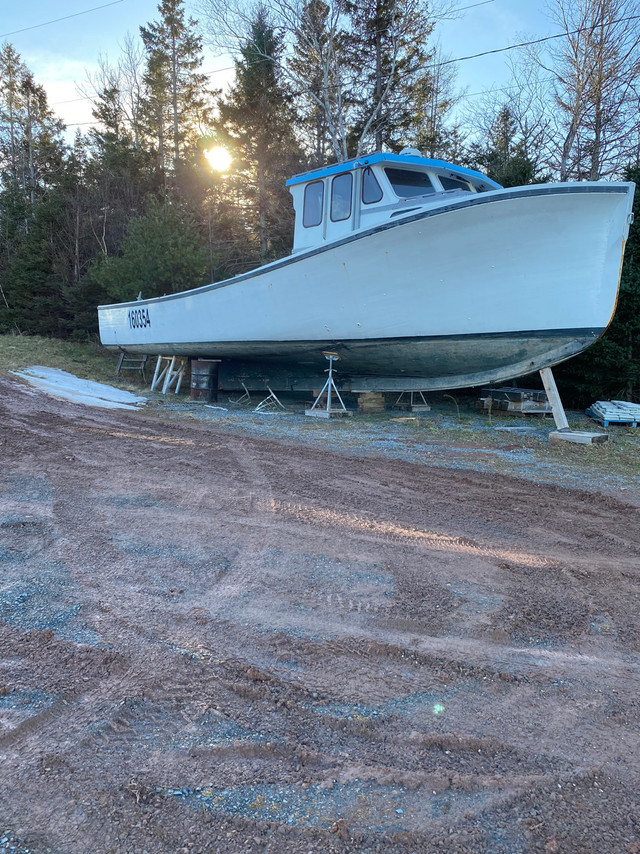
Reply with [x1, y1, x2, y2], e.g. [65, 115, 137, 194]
[150, 356, 187, 394]
[539, 367, 608, 444]
[230, 381, 251, 405]
[392, 390, 431, 412]
[115, 351, 148, 381]
[305, 352, 351, 418]
[254, 386, 287, 412]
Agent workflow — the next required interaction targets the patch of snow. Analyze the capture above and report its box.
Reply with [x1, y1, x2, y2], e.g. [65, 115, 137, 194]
[11, 366, 146, 410]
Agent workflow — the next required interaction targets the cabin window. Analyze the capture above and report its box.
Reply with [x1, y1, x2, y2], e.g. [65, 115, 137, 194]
[303, 180, 324, 227]
[385, 168, 436, 198]
[362, 167, 383, 204]
[439, 175, 474, 193]
[331, 173, 353, 221]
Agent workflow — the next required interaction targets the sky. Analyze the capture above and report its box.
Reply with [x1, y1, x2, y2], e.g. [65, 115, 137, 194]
[0, 0, 553, 134]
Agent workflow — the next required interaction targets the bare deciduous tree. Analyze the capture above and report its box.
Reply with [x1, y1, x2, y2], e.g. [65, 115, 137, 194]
[80, 35, 146, 147]
[542, 0, 640, 180]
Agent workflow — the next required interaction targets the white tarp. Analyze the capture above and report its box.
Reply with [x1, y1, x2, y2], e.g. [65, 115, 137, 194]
[11, 366, 146, 410]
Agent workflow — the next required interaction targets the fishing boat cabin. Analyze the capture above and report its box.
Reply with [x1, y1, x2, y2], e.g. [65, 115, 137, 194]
[286, 148, 503, 254]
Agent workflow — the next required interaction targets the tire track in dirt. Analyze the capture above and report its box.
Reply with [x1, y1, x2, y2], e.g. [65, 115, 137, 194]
[2, 374, 640, 852]
[258, 498, 554, 568]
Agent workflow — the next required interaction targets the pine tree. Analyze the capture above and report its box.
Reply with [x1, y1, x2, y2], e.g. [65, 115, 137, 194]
[469, 106, 539, 188]
[89, 197, 208, 303]
[0, 44, 66, 209]
[214, 7, 303, 265]
[289, 0, 335, 167]
[555, 167, 640, 404]
[0, 186, 73, 335]
[0, 45, 69, 334]
[0, 44, 23, 184]
[140, 0, 213, 184]
[344, 0, 435, 154]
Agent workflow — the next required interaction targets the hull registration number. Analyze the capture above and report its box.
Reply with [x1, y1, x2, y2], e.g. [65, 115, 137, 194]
[128, 307, 151, 329]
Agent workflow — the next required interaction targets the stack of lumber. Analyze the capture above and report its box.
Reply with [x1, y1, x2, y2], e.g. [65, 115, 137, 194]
[586, 400, 640, 427]
[357, 392, 386, 413]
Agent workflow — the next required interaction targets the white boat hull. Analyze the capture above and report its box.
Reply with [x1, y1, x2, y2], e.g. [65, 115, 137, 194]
[98, 182, 634, 391]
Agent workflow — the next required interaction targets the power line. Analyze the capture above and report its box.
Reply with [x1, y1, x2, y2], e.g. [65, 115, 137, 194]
[52, 5, 640, 122]
[439, 12, 640, 68]
[0, 0, 126, 39]
[453, 0, 495, 11]
[49, 0, 494, 108]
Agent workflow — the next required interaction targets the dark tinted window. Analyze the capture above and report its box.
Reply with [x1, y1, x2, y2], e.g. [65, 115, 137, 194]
[385, 168, 435, 198]
[331, 173, 353, 221]
[440, 175, 473, 192]
[362, 167, 383, 204]
[303, 181, 324, 227]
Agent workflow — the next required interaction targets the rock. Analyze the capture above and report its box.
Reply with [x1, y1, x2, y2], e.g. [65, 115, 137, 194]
[245, 667, 270, 682]
[331, 819, 349, 840]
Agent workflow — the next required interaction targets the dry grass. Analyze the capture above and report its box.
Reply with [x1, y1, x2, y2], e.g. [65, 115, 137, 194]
[0, 333, 144, 390]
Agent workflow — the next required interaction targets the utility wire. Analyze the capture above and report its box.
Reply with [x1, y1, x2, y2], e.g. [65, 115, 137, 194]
[53, 3, 640, 121]
[439, 12, 640, 67]
[0, 0, 126, 39]
[49, 0, 494, 109]
[453, 0, 495, 11]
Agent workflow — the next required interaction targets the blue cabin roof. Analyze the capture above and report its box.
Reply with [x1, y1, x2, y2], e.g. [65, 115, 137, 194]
[285, 152, 502, 189]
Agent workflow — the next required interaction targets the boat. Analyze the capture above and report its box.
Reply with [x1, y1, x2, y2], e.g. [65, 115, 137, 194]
[98, 149, 635, 392]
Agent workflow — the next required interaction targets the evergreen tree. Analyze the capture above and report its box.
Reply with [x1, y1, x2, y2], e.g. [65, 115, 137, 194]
[469, 106, 540, 188]
[344, 0, 435, 154]
[0, 44, 23, 184]
[88, 197, 208, 303]
[0, 45, 69, 334]
[214, 7, 303, 265]
[85, 85, 157, 256]
[289, 0, 335, 167]
[140, 0, 213, 185]
[0, 43, 66, 208]
[0, 186, 73, 335]
[555, 166, 640, 404]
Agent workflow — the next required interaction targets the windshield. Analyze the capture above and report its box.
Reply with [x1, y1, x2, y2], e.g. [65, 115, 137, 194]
[439, 175, 474, 193]
[384, 168, 436, 198]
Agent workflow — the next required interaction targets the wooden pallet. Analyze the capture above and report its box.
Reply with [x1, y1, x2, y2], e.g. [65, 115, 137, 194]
[586, 401, 640, 427]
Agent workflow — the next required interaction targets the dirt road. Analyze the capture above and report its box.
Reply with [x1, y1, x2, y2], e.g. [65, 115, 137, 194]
[1, 374, 639, 853]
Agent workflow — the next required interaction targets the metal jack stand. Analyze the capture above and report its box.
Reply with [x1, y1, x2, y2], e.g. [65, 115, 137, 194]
[392, 390, 431, 412]
[305, 352, 352, 418]
[254, 386, 287, 412]
[540, 366, 608, 445]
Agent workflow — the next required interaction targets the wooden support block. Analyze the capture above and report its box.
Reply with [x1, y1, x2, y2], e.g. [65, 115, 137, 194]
[550, 430, 609, 445]
[304, 408, 352, 418]
[357, 391, 385, 413]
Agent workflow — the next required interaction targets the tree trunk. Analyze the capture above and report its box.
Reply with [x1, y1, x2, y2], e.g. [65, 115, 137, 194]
[171, 33, 180, 168]
[258, 150, 268, 262]
[375, 29, 382, 151]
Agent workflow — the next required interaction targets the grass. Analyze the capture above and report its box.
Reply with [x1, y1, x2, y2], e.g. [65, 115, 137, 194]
[0, 333, 145, 390]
